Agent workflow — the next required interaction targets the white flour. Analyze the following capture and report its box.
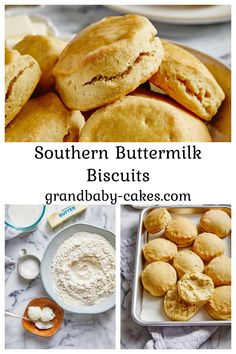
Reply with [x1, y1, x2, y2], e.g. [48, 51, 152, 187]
[52, 232, 115, 306]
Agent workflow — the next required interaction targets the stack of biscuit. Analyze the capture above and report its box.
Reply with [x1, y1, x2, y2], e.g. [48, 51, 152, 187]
[5, 14, 225, 142]
[141, 208, 231, 321]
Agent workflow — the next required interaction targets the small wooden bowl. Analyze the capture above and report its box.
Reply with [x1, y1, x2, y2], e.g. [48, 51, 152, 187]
[22, 297, 64, 337]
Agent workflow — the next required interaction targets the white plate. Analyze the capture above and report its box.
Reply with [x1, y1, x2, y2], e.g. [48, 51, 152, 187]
[41, 223, 116, 314]
[107, 5, 231, 25]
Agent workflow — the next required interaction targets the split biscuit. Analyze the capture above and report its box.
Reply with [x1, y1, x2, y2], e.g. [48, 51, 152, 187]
[150, 40, 225, 121]
[200, 210, 231, 238]
[143, 238, 177, 263]
[164, 285, 199, 321]
[144, 208, 171, 233]
[79, 94, 212, 142]
[204, 255, 231, 286]
[172, 250, 204, 279]
[177, 272, 214, 305]
[193, 232, 225, 262]
[53, 15, 164, 111]
[5, 48, 41, 126]
[141, 261, 177, 297]
[14, 35, 67, 95]
[206, 286, 231, 320]
[5, 92, 85, 142]
[165, 216, 198, 247]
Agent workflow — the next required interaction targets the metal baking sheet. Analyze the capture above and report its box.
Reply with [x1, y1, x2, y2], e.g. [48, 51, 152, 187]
[131, 205, 231, 326]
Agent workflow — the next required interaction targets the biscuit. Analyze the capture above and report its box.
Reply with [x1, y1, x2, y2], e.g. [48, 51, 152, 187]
[144, 208, 171, 233]
[172, 250, 204, 279]
[164, 285, 199, 321]
[193, 232, 225, 262]
[200, 210, 231, 238]
[204, 255, 231, 286]
[177, 272, 214, 305]
[165, 216, 198, 247]
[79, 94, 212, 142]
[141, 261, 177, 296]
[150, 40, 225, 121]
[143, 238, 177, 263]
[206, 286, 231, 320]
[5, 48, 41, 126]
[53, 15, 164, 111]
[14, 35, 67, 95]
[5, 92, 85, 142]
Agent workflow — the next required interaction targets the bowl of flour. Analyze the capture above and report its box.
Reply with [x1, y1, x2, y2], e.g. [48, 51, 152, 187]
[41, 223, 115, 314]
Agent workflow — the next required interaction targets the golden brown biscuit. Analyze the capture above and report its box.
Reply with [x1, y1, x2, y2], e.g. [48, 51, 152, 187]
[5, 48, 41, 126]
[144, 208, 171, 233]
[193, 232, 225, 262]
[204, 255, 231, 286]
[141, 261, 177, 296]
[165, 216, 198, 247]
[164, 285, 199, 321]
[53, 15, 164, 111]
[143, 238, 177, 263]
[177, 272, 214, 305]
[206, 286, 231, 320]
[14, 35, 67, 95]
[172, 250, 204, 279]
[5, 92, 85, 142]
[79, 94, 212, 142]
[200, 210, 231, 238]
[150, 40, 225, 121]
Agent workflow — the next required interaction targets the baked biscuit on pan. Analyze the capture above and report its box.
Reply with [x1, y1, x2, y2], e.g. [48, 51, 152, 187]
[141, 261, 177, 297]
[204, 255, 231, 286]
[144, 208, 171, 233]
[200, 210, 231, 238]
[193, 232, 225, 262]
[172, 250, 204, 279]
[165, 216, 198, 247]
[206, 286, 231, 320]
[143, 238, 177, 263]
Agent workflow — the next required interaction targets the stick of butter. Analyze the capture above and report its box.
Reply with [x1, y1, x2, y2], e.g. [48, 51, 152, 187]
[47, 205, 87, 228]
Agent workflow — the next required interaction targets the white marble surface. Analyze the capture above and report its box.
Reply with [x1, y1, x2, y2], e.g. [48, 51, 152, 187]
[6, 5, 231, 67]
[120, 206, 231, 349]
[5, 205, 115, 349]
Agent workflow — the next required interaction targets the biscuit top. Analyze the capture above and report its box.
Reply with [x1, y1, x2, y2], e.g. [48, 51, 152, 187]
[173, 250, 204, 278]
[165, 216, 198, 240]
[14, 34, 67, 55]
[79, 94, 212, 142]
[200, 210, 231, 238]
[143, 238, 177, 263]
[144, 208, 171, 233]
[193, 232, 225, 256]
[208, 286, 231, 314]
[53, 15, 157, 76]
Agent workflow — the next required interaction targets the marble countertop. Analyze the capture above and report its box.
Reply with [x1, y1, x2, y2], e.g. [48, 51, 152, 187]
[6, 5, 231, 67]
[5, 205, 115, 349]
[120, 206, 231, 349]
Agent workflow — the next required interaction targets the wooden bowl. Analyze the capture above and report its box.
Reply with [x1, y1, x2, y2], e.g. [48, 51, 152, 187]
[22, 297, 64, 337]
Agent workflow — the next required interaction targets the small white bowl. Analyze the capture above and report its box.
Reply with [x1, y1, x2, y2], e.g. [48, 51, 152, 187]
[41, 223, 115, 314]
